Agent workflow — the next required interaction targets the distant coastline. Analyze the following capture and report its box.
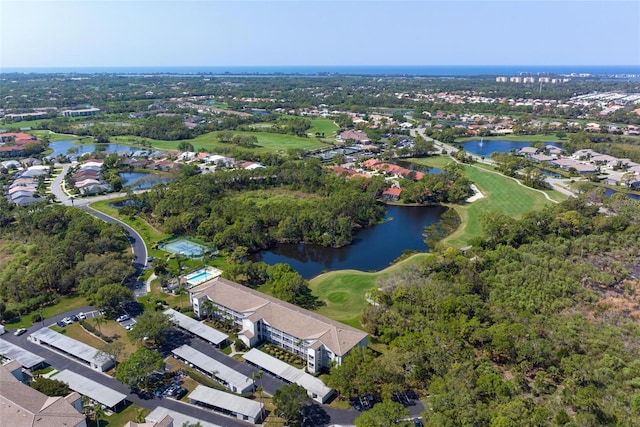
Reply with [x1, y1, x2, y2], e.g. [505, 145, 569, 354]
[2, 65, 640, 77]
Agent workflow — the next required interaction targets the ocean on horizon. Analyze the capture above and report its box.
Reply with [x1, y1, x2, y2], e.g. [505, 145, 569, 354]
[2, 65, 640, 77]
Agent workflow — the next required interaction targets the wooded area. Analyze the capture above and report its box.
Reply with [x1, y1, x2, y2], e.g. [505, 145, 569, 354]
[329, 193, 640, 426]
[0, 205, 134, 320]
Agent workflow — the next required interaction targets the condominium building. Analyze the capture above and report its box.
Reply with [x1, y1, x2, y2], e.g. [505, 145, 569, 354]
[189, 277, 368, 374]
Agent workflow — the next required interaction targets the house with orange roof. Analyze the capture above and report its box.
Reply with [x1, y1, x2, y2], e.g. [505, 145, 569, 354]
[362, 158, 381, 168]
[381, 187, 403, 201]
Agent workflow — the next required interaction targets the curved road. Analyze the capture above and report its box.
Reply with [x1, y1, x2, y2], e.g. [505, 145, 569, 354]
[50, 164, 149, 296]
[49, 164, 421, 425]
[411, 127, 578, 200]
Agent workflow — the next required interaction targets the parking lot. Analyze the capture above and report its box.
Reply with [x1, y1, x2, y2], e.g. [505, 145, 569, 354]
[54, 310, 100, 328]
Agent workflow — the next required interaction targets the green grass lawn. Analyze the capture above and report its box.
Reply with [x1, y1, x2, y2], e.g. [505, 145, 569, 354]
[31, 130, 82, 142]
[309, 118, 339, 137]
[309, 254, 431, 329]
[127, 130, 331, 154]
[90, 199, 171, 246]
[89, 403, 149, 427]
[446, 163, 555, 247]
[6, 294, 89, 329]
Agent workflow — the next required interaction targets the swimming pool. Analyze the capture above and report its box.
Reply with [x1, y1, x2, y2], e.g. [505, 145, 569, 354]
[184, 266, 223, 287]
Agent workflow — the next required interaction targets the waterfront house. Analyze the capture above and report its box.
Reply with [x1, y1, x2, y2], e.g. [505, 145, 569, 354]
[381, 187, 403, 201]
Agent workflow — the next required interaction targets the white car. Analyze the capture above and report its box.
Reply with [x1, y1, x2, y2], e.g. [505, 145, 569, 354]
[14, 328, 27, 336]
[116, 314, 130, 323]
[63, 317, 73, 325]
[78, 312, 86, 320]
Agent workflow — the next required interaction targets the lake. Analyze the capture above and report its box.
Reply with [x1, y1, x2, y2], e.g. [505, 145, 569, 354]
[119, 172, 172, 189]
[395, 159, 442, 174]
[461, 139, 562, 157]
[250, 204, 448, 279]
[47, 140, 134, 158]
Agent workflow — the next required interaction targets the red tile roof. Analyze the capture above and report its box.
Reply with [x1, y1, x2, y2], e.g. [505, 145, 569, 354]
[382, 187, 403, 197]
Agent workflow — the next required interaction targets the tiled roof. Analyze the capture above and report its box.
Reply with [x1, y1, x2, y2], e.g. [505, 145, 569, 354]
[190, 278, 367, 356]
[0, 364, 85, 427]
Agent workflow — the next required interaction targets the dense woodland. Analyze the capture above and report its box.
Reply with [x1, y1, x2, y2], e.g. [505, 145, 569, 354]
[0, 204, 134, 320]
[124, 158, 473, 252]
[329, 193, 640, 426]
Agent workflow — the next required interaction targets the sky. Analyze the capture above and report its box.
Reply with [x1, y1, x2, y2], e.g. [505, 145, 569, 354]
[1, 0, 639, 69]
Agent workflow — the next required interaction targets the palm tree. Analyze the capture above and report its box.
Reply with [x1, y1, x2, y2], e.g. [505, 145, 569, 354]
[250, 370, 265, 411]
[134, 407, 146, 423]
[201, 299, 216, 321]
[94, 403, 104, 427]
[94, 315, 106, 334]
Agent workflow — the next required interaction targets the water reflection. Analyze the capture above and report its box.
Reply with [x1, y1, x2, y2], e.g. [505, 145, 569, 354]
[119, 172, 171, 189]
[47, 140, 135, 158]
[251, 205, 447, 278]
[461, 139, 562, 157]
[604, 188, 640, 201]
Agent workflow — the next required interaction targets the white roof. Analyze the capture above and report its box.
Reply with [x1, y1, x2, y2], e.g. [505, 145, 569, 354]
[0, 338, 45, 369]
[54, 369, 127, 408]
[172, 345, 251, 392]
[29, 328, 113, 369]
[189, 385, 262, 419]
[146, 406, 223, 427]
[164, 309, 228, 345]
[81, 161, 103, 168]
[243, 349, 333, 402]
[1, 160, 21, 168]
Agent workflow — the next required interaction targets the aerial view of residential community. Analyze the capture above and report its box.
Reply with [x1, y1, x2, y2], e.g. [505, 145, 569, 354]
[1, 1, 640, 427]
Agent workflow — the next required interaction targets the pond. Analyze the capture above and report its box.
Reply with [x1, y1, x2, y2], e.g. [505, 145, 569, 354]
[461, 139, 562, 157]
[119, 172, 172, 190]
[250, 204, 448, 279]
[47, 140, 135, 158]
[604, 188, 640, 201]
[395, 159, 442, 174]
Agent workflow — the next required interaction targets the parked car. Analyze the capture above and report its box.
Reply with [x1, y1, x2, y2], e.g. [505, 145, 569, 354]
[166, 385, 187, 399]
[63, 317, 73, 325]
[56, 321, 66, 328]
[70, 315, 79, 322]
[78, 312, 86, 320]
[14, 328, 27, 336]
[116, 314, 130, 322]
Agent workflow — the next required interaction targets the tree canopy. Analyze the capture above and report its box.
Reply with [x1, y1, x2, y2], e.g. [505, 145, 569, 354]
[272, 383, 310, 426]
[115, 348, 165, 389]
[330, 194, 640, 426]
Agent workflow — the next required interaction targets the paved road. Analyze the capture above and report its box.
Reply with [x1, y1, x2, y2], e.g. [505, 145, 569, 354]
[50, 164, 149, 296]
[411, 127, 578, 200]
[6, 304, 423, 426]
[3, 313, 255, 427]
[43, 165, 427, 426]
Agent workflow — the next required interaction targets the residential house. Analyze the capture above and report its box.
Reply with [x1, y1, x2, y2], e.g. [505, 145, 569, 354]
[0, 362, 87, 427]
[338, 130, 371, 144]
